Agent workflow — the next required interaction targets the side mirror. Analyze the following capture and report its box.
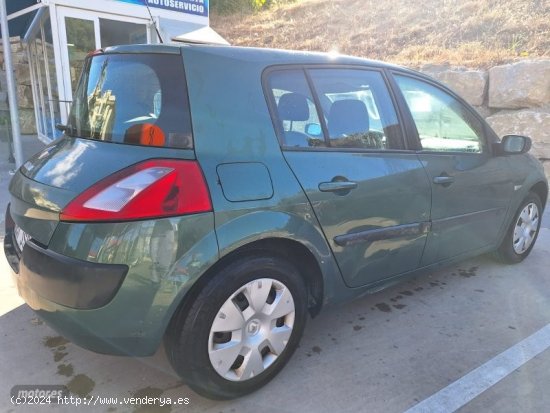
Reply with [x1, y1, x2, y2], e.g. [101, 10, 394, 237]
[305, 123, 322, 137]
[496, 135, 532, 155]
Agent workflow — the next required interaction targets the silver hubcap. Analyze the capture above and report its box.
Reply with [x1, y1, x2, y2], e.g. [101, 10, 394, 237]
[513, 202, 539, 254]
[208, 278, 295, 382]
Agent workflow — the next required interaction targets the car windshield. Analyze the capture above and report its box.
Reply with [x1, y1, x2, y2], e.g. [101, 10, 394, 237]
[66, 53, 193, 149]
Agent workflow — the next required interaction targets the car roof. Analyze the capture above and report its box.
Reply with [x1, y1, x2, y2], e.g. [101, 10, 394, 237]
[103, 43, 416, 74]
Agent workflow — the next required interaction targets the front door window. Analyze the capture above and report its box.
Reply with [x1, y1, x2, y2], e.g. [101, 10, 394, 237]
[395, 75, 486, 153]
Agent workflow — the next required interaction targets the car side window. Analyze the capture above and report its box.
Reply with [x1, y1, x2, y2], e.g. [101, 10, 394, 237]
[308, 69, 403, 150]
[395, 75, 486, 153]
[267, 68, 404, 150]
[268, 70, 326, 148]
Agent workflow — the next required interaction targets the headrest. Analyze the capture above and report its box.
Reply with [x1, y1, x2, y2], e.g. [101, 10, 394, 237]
[277, 93, 309, 121]
[328, 99, 369, 137]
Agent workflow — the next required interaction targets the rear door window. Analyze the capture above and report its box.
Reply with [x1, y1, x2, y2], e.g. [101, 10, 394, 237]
[268, 70, 325, 148]
[67, 53, 193, 149]
[266, 68, 404, 150]
[308, 69, 403, 150]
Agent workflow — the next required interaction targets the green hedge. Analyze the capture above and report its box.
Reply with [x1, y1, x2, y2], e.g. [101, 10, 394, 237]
[210, 0, 294, 14]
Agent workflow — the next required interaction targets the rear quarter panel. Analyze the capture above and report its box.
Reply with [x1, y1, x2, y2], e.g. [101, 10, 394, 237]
[42, 213, 219, 355]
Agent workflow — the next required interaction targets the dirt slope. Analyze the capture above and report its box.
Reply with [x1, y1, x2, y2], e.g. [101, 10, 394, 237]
[211, 0, 550, 67]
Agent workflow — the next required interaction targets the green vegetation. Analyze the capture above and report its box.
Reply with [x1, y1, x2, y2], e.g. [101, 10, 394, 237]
[210, 0, 252, 14]
[210, 0, 295, 14]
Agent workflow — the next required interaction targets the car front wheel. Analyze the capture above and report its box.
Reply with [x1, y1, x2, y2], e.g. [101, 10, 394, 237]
[495, 192, 542, 264]
[165, 255, 308, 399]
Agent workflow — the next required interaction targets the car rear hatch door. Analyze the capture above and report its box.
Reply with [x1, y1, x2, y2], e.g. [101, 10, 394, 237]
[9, 140, 196, 245]
[7, 46, 195, 248]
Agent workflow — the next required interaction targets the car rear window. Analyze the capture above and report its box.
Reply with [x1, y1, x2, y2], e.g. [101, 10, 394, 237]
[66, 53, 193, 149]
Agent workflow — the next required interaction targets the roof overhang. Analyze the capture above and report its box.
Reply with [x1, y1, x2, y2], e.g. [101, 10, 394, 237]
[159, 18, 229, 46]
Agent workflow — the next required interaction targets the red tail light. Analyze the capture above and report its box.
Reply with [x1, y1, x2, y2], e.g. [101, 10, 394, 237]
[60, 160, 212, 222]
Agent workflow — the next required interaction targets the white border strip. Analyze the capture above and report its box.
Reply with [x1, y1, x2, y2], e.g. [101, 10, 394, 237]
[405, 323, 550, 413]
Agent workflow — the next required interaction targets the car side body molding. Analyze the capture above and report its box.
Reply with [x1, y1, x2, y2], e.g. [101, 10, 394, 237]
[334, 221, 431, 247]
[431, 207, 507, 232]
[334, 206, 506, 247]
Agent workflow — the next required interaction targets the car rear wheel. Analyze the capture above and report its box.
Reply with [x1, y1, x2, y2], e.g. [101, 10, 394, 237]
[495, 192, 542, 264]
[165, 255, 307, 399]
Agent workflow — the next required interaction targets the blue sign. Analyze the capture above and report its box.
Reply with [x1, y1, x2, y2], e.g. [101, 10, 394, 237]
[117, 0, 209, 17]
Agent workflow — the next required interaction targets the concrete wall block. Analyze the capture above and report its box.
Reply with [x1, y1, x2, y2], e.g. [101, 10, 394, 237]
[0, 72, 7, 92]
[17, 85, 34, 109]
[0, 39, 22, 54]
[486, 109, 550, 159]
[488, 60, 550, 109]
[430, 70, 488, 106]
[0, 39, 23, 67]
[0, 91, 7, 111]
[12, 63, 31, 86]
[472, 105, 495, 119]
[11, 51, 28, 66]
[19, 108, 36, 135]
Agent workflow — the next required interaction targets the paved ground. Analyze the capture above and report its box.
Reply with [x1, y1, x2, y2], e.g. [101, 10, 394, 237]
[0, 138, 549, 412]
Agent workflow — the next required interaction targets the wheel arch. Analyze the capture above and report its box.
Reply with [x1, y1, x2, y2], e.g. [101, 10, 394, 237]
[496, 176, 548, 249]
[529, 181, 548, 210]
[167, 237, 325, 337]
[163, 207, 347, 346]
[163, 237, 329, 357]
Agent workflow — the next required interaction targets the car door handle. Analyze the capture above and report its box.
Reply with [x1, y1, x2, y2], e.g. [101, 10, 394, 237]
[319, 181, 358, 192]
[433, 175, 455, 185]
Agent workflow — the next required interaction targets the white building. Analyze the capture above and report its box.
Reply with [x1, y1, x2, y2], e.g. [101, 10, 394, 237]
[2, 0, 227, 144]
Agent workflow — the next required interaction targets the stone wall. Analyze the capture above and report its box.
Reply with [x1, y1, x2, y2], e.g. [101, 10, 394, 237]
[0, 37, 37, 135]
[422, 60, 550, 180]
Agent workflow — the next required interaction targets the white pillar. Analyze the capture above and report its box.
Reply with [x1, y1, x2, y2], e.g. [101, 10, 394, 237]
[0, 0, 24, 168]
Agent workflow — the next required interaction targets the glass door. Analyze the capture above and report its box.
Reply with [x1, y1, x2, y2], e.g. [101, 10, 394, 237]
[99, 18, 148, 47]
[57, 7, 150, 117]
[65, 16, 97, 94]
[26, 9, 63, 141]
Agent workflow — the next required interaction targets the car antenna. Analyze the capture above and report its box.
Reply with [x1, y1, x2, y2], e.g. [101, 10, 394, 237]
[143, 0, 164, 44]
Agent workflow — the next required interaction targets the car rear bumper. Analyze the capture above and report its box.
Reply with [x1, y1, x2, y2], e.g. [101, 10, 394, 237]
[12, 240, 128, 310]
[4, 205, 219, 356]
[4, 204, 128, 310]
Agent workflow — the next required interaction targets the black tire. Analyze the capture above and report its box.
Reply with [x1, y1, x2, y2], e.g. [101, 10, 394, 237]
[495, 192, 543, 264]
[164, 255, 308, 400]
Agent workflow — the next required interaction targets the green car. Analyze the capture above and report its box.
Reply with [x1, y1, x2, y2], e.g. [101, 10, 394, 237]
[4, 44, 547, 399]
